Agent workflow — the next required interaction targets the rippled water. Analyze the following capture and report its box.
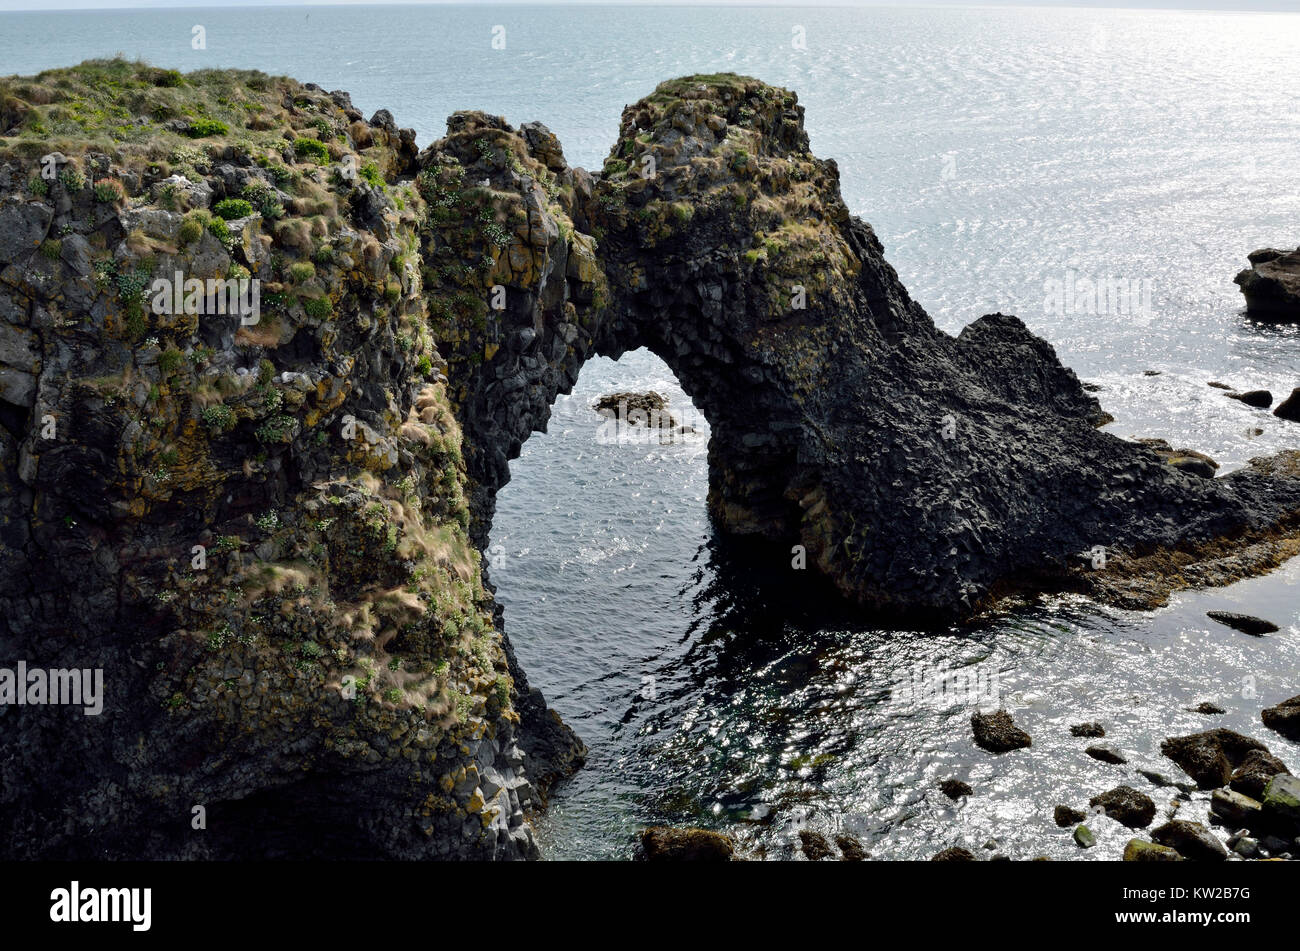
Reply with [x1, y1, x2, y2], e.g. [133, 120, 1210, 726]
[6, 3, 1299, 860]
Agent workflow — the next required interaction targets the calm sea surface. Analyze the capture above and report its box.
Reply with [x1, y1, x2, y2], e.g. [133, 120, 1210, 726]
[4, 4, 1299, 859]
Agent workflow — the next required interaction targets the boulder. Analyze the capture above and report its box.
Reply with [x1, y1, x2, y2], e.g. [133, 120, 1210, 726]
[1261, 694, 1300, 741]
[1123, 839, 1183, 861]
[1137, 438, 1218, 478]
[1086, 745, 1127, 765]
[939, 778, 972, 800]
[1275, 387, 1300, 423]
[971, 710, 1031, 753]
[1229, 749, 1291, 800]
[636, 826, 734, 861]
[1161, 728, 1270, 788]
[1234, 246, 1300, 320]
[1226, 390, 1272, 409]
[834, 835, 868, 861]
[1055, 804, 1087, 827]
[1090, 786, 1157, 829]
[1206, 611, 1278, 635]
[1210, 788, 1264, 828]
[1189, 701, 1226, 715]
[1071, 722, 1106, 738]
[1262, 774, 1300, 829]
[1150, 820, 1229, 861]
[1073, 825, 1096, 848]
[931, 847, 976, 861]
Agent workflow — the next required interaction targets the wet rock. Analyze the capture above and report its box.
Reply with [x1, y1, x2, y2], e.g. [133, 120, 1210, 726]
[1137, 438, 1219, 478]
[1206, 611, 1279, 635]
[1226, 390, 1273, 409]
[798, 830, 835, 861]
[1074, 825, 1097, 848]
[1234, 246, 1300, 320]
[1086, 745, 1127, 765]
[1090, 786, 1157, 829]
[939, 778, 972, 800]
[1262, 694, 1300, 741]
[1232, 836, 1262, 859]
[1208, 381, 1234, 390]
[931, 847, 976, 862]
[1151, 820, 1229, 861]
[1229, 749, 1291, 801]
[1055, 804, 1087, 827]
[637, 827, 735, 862]
[1124, 839, 1183, 862]
[1275, 388, 1300, 423]
[834, 834, 868, 861]
[1071, 722, 1106, 738]
[1263, 774, 1300, 829]
[1210, 788, 1264, 828]
[1161, 728, 1271, 788]
[1189, 701, 1226, 715]
[971, 710, 1032, 753]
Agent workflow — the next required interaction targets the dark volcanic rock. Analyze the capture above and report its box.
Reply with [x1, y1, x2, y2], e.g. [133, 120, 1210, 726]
[798, 830, 835, 860]
[1206, 611, 1279, 635]
[939, 778, 973, 800]
[1137, 438, 1219, 479]
[1262, 694, 1300, 741]
[1226, 390, 1273, 409]
[1189, 701, 1226, 715]
[1161, 729, 1271, 789]
[1086, 745, 1127, 765]
[1275, 387, 1300, 423]
[1055, 805, 1087, 827]
[1071, 722, 1106, 738]
[1151, 820, 1229, 861]
[971, 710, 1032, 753]
[1090, 786, 1157, 829]
[931, 847, 977, 862]
[637, 827, 735, 861]
[1235, 246, 1300, 321]
[1229, 749, 1291, 801]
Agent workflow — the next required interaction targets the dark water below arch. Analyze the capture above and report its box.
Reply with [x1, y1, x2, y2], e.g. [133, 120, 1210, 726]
[491, 348, 1300, 861]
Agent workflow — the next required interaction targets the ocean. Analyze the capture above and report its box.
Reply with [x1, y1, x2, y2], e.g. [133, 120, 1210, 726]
[5, 3, 1299, 859]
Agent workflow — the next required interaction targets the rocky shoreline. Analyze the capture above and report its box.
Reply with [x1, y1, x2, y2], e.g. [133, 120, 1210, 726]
[1, 61, 1298, 860]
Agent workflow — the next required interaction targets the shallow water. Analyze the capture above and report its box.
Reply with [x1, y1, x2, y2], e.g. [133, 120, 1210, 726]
[6, 3, 1299, 859]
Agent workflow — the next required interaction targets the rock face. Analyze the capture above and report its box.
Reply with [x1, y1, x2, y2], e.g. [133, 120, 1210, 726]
[4, 62, 1300, 861]
[1235, 247, 1300, 321]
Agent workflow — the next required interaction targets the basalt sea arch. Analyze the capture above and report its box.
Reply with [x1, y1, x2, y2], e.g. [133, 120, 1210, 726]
[434, 75, 1300, 632]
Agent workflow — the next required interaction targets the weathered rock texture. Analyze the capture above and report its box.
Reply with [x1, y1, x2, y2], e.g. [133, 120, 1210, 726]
[1235, 247, 1300, 321]
[2, 64, 1300, 860]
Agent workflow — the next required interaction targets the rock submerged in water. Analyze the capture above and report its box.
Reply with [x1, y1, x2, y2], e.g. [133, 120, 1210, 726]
[1086, 745, 1127, 765]
[1261, 694, 1300, 741]
[637, 827, 735, 861]
[1234, 246, 1300, 321]
[931, 846, 977, 861]
[1162, 728, 1271, 789]
[1055, 804, 1087, 827]
[1189, 701, 1226, 715]
[1090, 786, 1158, 829]
[1206, 611, 1279, 635]
[971, 710, 1032, 753]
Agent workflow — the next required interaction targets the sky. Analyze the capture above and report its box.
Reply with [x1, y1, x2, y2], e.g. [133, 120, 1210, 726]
[0, 1, 1297, 12]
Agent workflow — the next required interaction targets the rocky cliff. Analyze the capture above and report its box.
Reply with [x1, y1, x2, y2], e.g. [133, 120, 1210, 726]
[1, 62, 1298, 860]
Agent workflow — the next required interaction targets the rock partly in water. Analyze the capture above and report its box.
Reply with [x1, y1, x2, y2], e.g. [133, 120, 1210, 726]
[1234, 246, 1300, 321]
[1262, 775, 1300, 831]
[1206, 611, 1279, 635]
[1262, 694, 1300, 741]
[1071, 722, 1106, 738]
[1123, 839, 1183, 862]
[1150, 820, 1229, 861]
[834, 834, 869, 861]
[1086, 745, 1128, 765]
[1055, 805, 1087, 827]
[637, 827, 735, 862]
[1226, 390, 1273, 409]
[1073, 824, 1097, 849]
[1161, 728, 1271, 788]
[1229, 749, 1291, 801]
[931, 847, 977, 862]
[1210, 788, 1264, 829]
[971, 710, 1032, 753]
[1275, 387, 1300, 423]
[1090, 786, 1158, 829]
[1189, 701, 1226, 715]
[939, 778, 973, 800]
